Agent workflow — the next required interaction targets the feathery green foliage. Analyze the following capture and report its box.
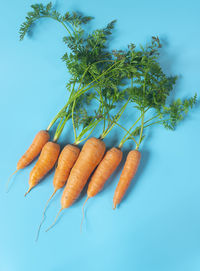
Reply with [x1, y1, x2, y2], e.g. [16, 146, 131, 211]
[20, 4, 197, 146]
[118, 37, 197, 148]
[20, 3, 128, 142]
[19, 2, 93, 41]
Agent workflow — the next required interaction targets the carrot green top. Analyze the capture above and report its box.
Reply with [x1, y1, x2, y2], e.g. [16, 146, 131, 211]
[117, 37, 197, 149]
[20, 4, 197, 147]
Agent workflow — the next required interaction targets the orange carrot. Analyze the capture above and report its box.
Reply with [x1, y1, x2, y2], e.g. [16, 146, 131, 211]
[113, 149, 141, 209]
[61, 137, 105, 207]
[17, 130, 50, 170]
[87, 147, 123, 198]
[80, 147, 123, 230]
[6, 130, 50, 190]
[53, 144, 80, 191]
[24, 142, 60, 196]
[46, 137, 105, 231]
[35, 144, 80, 240]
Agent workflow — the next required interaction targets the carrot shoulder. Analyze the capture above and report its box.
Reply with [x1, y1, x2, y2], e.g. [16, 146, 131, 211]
[113, 150, 141, 209]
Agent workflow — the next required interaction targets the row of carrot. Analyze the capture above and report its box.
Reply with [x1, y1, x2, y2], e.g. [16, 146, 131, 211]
[9, 128, 140, 235]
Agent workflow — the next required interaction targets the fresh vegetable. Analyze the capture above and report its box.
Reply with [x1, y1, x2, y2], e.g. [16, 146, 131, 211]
[113, 150, 141, 209]
[113, 37, 197, 208]
[53, 145, 80, 191]
[79, 100, 131, 228]
[46, 137, 106, 231]
[79, 146, 123, 230]
[24, 142, 60, 196]
[6, 130, 50, 191]
[25, 2, 124, 238]
[35, 143, 80, 240]
[88, 147, 123, 198]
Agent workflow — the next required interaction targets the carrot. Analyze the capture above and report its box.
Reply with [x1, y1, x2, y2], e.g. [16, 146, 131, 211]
[36, 144, 80, 240]
[53, 144, 80, 191]
[87, 147, 122, 197]
[6, 130, 50, 191]
[113, 150, 141, 209]
[17, 130, 50, 169]
[24, 142, 60, 196]
[46, 137, 105, 231]
[80, 147, 122, 230]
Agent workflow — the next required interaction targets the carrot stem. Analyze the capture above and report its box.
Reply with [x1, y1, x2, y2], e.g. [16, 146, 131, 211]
[136, 110, 145, 150]
[53, 115, 70, 142]
[71, 99, 77, 142]
[47, 61, 120, 133]
[31, 15, 74, 38]
[100, 99, 129, 139]
[114, 122, 138, 146]
[119, 107, 149, 148]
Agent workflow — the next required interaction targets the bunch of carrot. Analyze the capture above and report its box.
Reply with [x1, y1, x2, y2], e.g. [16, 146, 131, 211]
[7, 3, 197, 237]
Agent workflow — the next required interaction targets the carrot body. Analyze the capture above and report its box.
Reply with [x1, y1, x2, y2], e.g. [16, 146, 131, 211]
[113, 149, 141, 209]
[53, 144, 80, 191]
[17, 130, 50, 170]
[61, 137, 106, 208]
[35, 144, 80, 240]
[87, 147, 123, 198]
[26, 142, 60, 194]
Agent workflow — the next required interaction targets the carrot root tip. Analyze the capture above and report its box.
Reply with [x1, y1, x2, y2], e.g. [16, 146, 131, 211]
[112, 203, 117, 210]
[6, 169, 19, 193]
[80, 196, 89, 233]
[45, 208, 63, 233]
[24, 187, 33, 197]
[35, 189, 58, 242]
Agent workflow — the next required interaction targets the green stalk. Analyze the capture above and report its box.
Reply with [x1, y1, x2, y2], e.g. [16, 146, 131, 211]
[77, 59, 115, 92]
[47, 112, 62, 131]
[69, 59, 122, 103]
[32, 15, 74, 38]
[143, 119, 168, 129]
[128, 116, 166, 135]
[136, 110, 145, 150]
[119, 107, 149, 147]
[53, 114, 70, 142]
[47, 59, 122, 131]
[143, 114, 160, 125]
[100, 99, 130, 139]
[60, 21, 74, 38]
[75, 119, 101, 145]
[114, 122, 138, 146]
[71, 99, 77, 142]
[131, 77, 133, 88]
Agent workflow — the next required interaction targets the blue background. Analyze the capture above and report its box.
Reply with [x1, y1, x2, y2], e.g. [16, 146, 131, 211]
[1, 0, 200, 270]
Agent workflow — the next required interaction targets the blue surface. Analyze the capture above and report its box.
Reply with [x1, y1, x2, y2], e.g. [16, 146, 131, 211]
[1, 0, 200, 270]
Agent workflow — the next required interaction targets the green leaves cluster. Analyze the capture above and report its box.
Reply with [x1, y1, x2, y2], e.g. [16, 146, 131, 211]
[20, 4, 198, 145]
[120, 37, 197, 132]
[159, 94, 197, 129]
[62, 20, 117, 84]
